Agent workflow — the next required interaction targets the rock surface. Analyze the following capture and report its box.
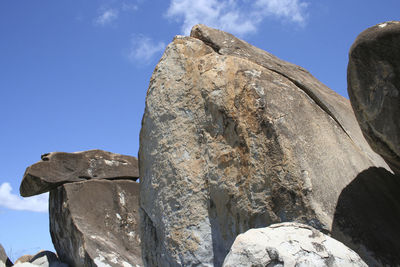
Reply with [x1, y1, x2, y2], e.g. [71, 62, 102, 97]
[0, 244, 12, 267]
[139, 24, 394, 266]
[50, 179, 142, 267]
[348, 21, 400, 175]
[223, 222, 367, 267]
[20, 149, 139, 197]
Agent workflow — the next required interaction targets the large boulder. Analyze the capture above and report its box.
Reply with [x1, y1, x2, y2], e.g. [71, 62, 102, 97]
[348, 21, 400, 175]
[0, 244, 12, 267]
[223, 222, 367, 267]
[20, 149, 139, 197]
[139, 24, 395, 266]
[50, 179, 142, 267]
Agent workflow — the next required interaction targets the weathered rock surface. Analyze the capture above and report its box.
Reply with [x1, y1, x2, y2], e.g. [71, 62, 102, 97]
[20, 149, 139, 197]
[348, 21, 400, 175]
[223, 222, 367, 267]
[50, 179, 142, 267]
[0, 244, 12, 267]
[15, 255, 33, 264]
[139, 24, 395, 266]
[13, 251, 68, 267]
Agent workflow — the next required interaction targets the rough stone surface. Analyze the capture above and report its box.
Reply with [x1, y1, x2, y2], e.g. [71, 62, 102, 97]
[15, 255, 33, 264]
[223, 223, 367, 267]
[29, 251, 68, 267]
[348, 21, 400, 175]
[50, 179, 142, 267]
[0, 244, 12, 267]
[20, 149, 139, 197]
[139, 24, 394, 266]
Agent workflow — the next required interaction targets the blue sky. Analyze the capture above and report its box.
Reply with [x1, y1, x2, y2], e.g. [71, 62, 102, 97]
[0, 0, 398, 261]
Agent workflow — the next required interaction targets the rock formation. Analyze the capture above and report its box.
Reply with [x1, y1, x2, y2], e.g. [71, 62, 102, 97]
[13, 251, 68, 267]
[50, 179, 141, 266]
[222, 222, 367, 267]
[20, 150, 142, 267]
[139, 24, 396, 266]
[348, 21, 400, 175]
[0, 244, 12, 267]
[20, 149, 139, 197]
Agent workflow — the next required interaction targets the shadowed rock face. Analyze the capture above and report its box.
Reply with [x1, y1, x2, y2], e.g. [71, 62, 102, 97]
[20, 149, 139, 197]
[50, 179, 142, 267]
[139, 24, 391, 266]
[348, 21, 400, 175]
[223, 222, 367, 267]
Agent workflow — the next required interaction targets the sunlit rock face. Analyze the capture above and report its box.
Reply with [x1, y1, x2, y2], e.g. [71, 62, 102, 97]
[223, 222, 367, 267]
[139, 24, 394, 266]
[348, 20, 400, 175]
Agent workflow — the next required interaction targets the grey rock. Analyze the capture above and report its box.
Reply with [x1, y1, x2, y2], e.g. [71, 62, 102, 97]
[20, 149, 139, 197]
[50, 179, 142, 267]
[15, 255, 33, 264]
[0, 244, 12, 267]
[29, 251, 68, 267]
[348, 21, 400, 175]
[222, 222, 367, 267]
[139, 24, 394, 266]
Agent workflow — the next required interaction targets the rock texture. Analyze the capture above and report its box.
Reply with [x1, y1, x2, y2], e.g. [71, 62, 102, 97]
[20, 149, 139, 197]
[223, 222, 367, 267]
[0, 244, 12, 267]
[348, 21, 400, 175]
[139, 24, 395, 266]
[50, 179, 142, 267]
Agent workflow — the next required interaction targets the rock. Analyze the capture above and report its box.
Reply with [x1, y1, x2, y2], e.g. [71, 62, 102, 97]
[139, 24, 394, 266]
[348, 21, 400, 175]
[0, 244, 12, 267]
[50, 179, 142, 267]
[223, 222, 367, 267]
[29, 250, 68, 267]
[15, 255, 33, 264]
[20, 149, 139, 197]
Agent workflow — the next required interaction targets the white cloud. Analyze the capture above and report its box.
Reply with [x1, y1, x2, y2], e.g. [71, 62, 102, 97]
[0, 183, 48, 213]
[95, 8, 119, 26]
[128, 36, 166, 64]
[166, 0, 308, 36]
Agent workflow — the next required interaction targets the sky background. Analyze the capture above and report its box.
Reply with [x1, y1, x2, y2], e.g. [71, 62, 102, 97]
[0, 0, 399, 262]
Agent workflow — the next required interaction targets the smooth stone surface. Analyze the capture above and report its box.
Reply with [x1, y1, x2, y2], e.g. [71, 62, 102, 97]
[20, 149, 139, 197]
[223, 222, 367, 267]
[348, 21, 400, 174]
[139, 24, 392, 266]
[50, 179, 142, 267]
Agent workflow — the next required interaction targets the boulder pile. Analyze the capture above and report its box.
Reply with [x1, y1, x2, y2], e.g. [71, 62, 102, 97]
[5, 21, 400, 267]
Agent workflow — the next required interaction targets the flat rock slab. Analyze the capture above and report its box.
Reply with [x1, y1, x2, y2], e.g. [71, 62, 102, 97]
[348, 21, 400, 174]
[20, 149, 139, 197]
[223, 222, 367, 267]
[50, 179, 142, 267]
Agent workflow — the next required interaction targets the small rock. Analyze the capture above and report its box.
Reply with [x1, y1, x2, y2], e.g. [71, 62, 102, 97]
[223, 222, 367, 267]
[20, 149, 139, 197]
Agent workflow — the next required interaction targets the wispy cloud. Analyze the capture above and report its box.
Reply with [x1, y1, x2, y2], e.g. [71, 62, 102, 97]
[128, 36, 166, 64]
[94, 8, 119, 26]
[166, 0, 308, 36]
[0, 183, 48, 213]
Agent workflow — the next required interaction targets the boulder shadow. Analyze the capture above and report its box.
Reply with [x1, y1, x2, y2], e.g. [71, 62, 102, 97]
[332, 167, 400, 266]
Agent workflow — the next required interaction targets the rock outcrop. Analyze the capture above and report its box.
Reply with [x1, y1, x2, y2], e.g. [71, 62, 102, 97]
[50, 179, 142, 267]
[348, 21, 400, 175]
[223, 222, 367, 267]
[13, 251, 68, 267]
[139, 24, 395, 266]
[20, 150, 142, 267]
[0, 244, 12, 267]
[20, 149, 139, 197]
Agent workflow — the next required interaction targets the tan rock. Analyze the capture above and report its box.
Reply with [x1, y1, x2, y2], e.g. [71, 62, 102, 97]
[139, 25, 394, 266]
